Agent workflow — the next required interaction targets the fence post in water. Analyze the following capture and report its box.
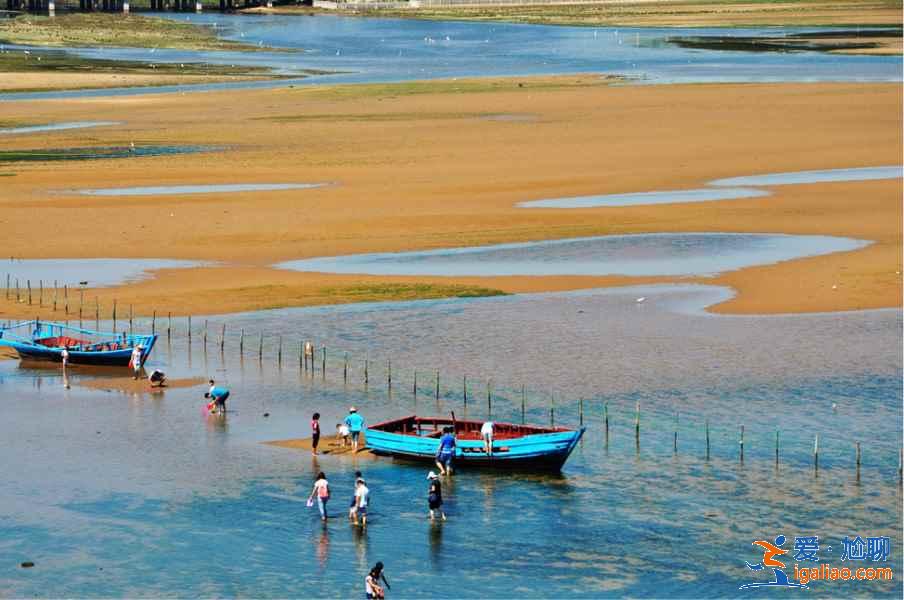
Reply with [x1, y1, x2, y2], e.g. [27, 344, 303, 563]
[387, 359, 391, 389]
[898, 448, 902, 486]
[321, 346, 326, 378]
[167, 312, 172, 340]
[152, 311, 156, 335]
[604, 402, 609, 445]
[278, 336, 283, 366]
[521, 385, 525, 424]
[38, 280, 43, 307]
[739, 425, 745, 463]
[63, 284, 68, 314]
[53, 280, 57, 311]
[775, 429, 780, 467]
[130, 305, 134, 336]
[673, 412, 678, 454]
[202, 319, 208, 348]
[634, 401, 640, 450]
[220, 323, 225, 353]
[238, 328, 244, 353]
[486, 380, 491, 416]
[113, 300, 117, 331]
[855, 441, 861, 483]
[813, 434, 819, 473]
[15, 278, 20, 303]
[344, 352, 349, 383]
[550, 395, 555, 427]
[27, 280, 31, 305]
[413, 370, 417, 395]
[4, 273, 8, 300]
[705, 419, 710, 461]
[434, 370, 439, 401]
[579, 398, 584, 427]
[364, 359, 369, 385]
[463, 375, 467, 406]
[258, 332, 263, 361]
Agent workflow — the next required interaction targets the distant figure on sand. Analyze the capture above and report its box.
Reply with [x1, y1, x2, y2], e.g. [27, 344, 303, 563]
[311, 412, 321, 455]
[345, 407, 365, 452]
[205, 379, 230, 415]
[435, 426, 456, 475]
[365, 561, 390, 599]
[148, 369, 167, 388]
[427, 471, 446, 520]
[337, 422, 351, 447]
[130, 344, 143, 380]
[309, 471, 330, 521]
[481, 421, 494, 456]
[354, 478, 370, 527]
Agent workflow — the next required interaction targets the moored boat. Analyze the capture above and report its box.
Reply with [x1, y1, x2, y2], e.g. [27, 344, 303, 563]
[366, 415, 584, 471]
[0, 320, 156, 367]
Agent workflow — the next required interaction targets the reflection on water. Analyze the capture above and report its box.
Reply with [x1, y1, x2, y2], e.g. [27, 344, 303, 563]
[0, 258, 205, 287]
[74, 183, 329, 197]
[0, 121, 120, 135]
[0, 285, 900, 597]
[276, 233, 869, 277]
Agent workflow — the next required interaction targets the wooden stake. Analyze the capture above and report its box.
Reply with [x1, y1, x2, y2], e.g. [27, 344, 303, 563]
[321, 346, 326, 378]
[343, 352, 349, 383]
[550, 395, 555, 427]
[16, 278, 20, 303]
[434, 369, 439, 401]
[775, 429, 780, 467]
[38, 280, 42, 307]
[258, 332, 263, 361]
[4, 273, 8, 300]
[219, 323, 225, 352]
[604, 402, 609, 445]
[278, 336, 283, 366]
[387, 359, 392, 389]
[151, 310, 156, 335]
[53, 280, 57, 311]
[740, 425, 745, 463]
[579, 398, 584, 426]
[95, 298, 99, 329]
[521, 384, 525, 424]
[364, 359, 369, 384]
[27, 280, 31, 305]
[202, 319, 208, 347]
[413, 370, 417, 395]
[855, 441, 861, 483]
[167, 312, 172, 340]
[239, 328, 244, 353]
[813, 433, 819, 473]
[705, 419, 710, 461]
[463, 375, 467, 406]
[486, 380, 491, 416]
[634, 401, 640, 449]
[113, 300, 117, 331]
[129, 305, 134, 336]
[63, 284, 68, 314]
[673, 412, 678, 454]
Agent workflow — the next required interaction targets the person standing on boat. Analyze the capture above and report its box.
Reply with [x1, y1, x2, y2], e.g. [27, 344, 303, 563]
[435, 426, 456, 475]
[308, 471, 330, 521]
[311, 412, 321, 456]
[481, 421, 494, 456]
[427, 471, 446, 521]
[344, 407, 365, 452]
[205, 379, 230, 415]
[130, 344, 143, 380]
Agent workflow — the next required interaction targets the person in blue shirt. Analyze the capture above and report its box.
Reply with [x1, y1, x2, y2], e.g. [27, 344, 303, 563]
[435, 426, 456, 475]
[205, 379, 230, 415]
[344, 407, 365, 452]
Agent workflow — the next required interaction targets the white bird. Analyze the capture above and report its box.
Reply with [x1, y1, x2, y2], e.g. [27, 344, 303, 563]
[831, 285, 838, 290]
[170, 212, 175, 217]
[636, 297, 646, 303]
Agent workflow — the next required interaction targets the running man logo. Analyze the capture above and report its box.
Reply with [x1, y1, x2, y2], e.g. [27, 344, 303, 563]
[739, 535, 809, 590]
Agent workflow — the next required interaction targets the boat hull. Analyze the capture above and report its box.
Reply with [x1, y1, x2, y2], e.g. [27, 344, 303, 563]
[0, 321, 156, 368]
[10, 342, 146, 367]
[366, 421, 584, 472]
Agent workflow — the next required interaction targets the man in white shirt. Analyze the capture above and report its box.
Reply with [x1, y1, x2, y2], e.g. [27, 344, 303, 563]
[130, 344, 143, 380]
[354, 479, 370, 527]
[481, 421, 494, 456]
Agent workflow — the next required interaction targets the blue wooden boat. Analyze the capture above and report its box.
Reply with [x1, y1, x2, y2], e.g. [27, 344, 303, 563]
[0, 320, 156, 367]
[366, 415, 584, 471]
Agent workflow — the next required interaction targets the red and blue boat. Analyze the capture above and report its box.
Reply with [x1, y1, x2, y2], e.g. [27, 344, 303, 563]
[0, 320, 156, 367]
[366, 415, 584, 471]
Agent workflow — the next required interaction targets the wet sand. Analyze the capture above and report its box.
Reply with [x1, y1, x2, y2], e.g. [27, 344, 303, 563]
[0, 77, 899, 316]
[77, 376, 205, 394]
[266, 436, 373, 458]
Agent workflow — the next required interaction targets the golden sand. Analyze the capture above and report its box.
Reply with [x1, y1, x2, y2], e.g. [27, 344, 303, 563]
[267, 436, 373, 458]
[0, 77, 899, 318]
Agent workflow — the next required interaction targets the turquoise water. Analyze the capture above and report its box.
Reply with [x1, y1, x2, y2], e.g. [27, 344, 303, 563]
[1, 15, 900, 101]
[1, 285, 901, 597]
[74, 183, 329, 197]
[276, 233, 868, 277]
[0, 258, 205, 287]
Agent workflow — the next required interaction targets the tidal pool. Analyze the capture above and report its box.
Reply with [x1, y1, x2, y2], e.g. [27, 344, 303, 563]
[0, 258, 204, 288]
[0, 145, 214, 163]
[520, 166, 904, 209]
[75, 183, 329, 197]
[0, 121, 119, 135]
[0, 285, 900, 597]
[276, 233, 869, 277]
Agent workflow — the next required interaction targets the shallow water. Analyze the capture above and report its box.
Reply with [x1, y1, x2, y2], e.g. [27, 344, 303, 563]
[0, 145, 214, 162]
[0, 285, 900, 597]
[519, 187, 768, 208]
[276, 233, 868, 277]
[0, 258, 205, 288]
[74, 183, 328, 197]
[0, 121, 120, 135]
[1, 16, 900, 102]
[709, 165, 904, 187]
[519, 166, 904, 208]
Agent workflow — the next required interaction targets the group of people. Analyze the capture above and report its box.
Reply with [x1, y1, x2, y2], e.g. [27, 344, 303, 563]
[434, 420, 495, 475]
[307, 469, 372, 526]
[310, 407, 366, 455]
